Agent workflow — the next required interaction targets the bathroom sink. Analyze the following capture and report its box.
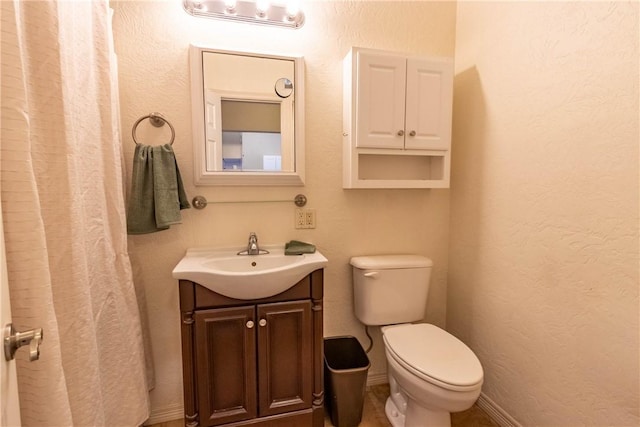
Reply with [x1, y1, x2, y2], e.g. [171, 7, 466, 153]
[172, 245, 328, 300]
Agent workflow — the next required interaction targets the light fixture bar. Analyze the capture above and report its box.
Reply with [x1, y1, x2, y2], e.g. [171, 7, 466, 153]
[183, 0, 305, 29]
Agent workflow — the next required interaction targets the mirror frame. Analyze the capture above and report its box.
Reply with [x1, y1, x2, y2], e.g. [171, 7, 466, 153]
[189, 45, 305, 186]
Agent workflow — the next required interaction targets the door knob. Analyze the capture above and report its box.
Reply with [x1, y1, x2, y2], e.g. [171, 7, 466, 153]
[259, 319, 267, 327]
[397, 130, 404, 136]
[4, 323, 43, 361]
[409, 130, 416, 137]
[246, 320, 255, 329]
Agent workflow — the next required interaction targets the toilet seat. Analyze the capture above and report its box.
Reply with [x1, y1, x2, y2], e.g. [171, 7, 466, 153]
[382, 324, 483, 391]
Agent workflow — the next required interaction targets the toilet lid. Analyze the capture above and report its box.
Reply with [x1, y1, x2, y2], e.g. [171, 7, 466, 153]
[383, 324, 483, 388]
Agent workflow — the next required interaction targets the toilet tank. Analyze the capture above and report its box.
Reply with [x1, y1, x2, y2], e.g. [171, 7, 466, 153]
[351, 255, 433, 326]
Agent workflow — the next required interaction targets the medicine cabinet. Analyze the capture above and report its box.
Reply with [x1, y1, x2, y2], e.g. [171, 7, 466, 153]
[190, 45, 305, 186]
[343, 47, 454, 189]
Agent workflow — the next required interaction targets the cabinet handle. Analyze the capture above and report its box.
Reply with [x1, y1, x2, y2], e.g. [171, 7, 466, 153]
[409, 130, 416, 137]
[259, 319, 267, 327]
[397, 130, 404, 136]
[246, 320, 255, 329]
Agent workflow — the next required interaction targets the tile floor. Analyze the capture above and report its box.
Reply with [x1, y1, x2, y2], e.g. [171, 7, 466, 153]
[326, 384, 497, 427]
[149, 384, 498, 427]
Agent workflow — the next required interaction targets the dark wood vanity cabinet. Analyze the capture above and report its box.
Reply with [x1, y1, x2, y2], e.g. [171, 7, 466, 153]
[179, 270, 324, 427]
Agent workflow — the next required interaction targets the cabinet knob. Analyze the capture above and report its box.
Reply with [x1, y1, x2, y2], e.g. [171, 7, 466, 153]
[409, 130, 416, 137]
[246, 320, 255, 329]
[259, 319, 267, 327]
[397, 130, 404, 136]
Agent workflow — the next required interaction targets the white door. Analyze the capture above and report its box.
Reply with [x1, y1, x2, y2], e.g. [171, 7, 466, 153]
[1, 205, 22, 427]
[204, 89, 223, 171]
[404, 57, 454, 151]
[355, 51, 406, 149]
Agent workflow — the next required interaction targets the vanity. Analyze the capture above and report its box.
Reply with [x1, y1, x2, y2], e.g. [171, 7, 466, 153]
[174, 247, 327, 427]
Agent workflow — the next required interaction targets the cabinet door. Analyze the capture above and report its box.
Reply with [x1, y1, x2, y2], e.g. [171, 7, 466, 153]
[355, 51, 406, 149]
[404, 57, 453, 150]
[194, 306, 257, 426]
[257, 301, 313, 417]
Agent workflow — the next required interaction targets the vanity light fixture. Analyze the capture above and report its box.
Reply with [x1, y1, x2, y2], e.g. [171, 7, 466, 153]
[183, 0, 305, 29]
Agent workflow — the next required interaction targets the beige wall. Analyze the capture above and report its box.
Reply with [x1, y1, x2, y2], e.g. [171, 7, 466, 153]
[112, 1, 456, 420]
[449, 2, 639, 426]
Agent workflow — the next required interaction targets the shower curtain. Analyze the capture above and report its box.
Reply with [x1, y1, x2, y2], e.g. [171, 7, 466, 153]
[1, 1, 150, 425]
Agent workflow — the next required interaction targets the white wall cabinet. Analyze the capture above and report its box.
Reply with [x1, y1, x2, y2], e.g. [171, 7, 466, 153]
[343, 47, 454, 189]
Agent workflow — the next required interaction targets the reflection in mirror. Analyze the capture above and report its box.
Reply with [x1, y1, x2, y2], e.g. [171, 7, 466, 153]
[190, 45, 305, 186]
[221, 100, 282, 171]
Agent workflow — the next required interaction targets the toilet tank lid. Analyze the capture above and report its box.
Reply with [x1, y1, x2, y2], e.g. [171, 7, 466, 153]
[350, 255, 433, 270]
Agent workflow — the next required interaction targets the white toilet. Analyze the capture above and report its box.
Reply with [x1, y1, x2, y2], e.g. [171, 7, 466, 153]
[351, 255, 483, 427]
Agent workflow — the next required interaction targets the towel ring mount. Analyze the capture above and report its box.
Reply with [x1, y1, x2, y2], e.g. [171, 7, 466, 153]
[132, 112, 175, 146]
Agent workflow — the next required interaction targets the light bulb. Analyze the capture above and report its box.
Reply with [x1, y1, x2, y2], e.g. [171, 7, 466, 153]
[285, 0, 299, 19]
[255, 0, 269, 17]
[224, 0, 236, 12]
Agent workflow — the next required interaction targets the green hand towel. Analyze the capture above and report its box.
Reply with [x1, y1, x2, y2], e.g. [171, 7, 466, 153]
[127, 144, 190, 234]
[285, 240, 316, 255]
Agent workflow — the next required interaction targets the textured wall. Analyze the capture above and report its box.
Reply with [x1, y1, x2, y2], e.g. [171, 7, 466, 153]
[449, 2, 639, 426]
[111, 1, 456, 420]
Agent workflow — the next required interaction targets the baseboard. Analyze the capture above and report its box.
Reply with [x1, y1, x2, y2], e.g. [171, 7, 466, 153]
[143, 375, 388, 426]
[142, 384, 518, 427]
[144, 402, 184, 426]
[366, 372, 388, 387]
[476, 393, 522, 427]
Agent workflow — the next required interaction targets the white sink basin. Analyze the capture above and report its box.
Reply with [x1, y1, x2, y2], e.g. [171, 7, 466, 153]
[172, 245, 328, 300]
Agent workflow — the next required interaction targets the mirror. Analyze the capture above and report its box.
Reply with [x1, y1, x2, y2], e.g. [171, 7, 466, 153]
[190, 45, 305, 186]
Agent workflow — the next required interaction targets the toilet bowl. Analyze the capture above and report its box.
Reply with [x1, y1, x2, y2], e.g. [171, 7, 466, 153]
[382, 323, 483, 427]
[350, 255, 484, 427]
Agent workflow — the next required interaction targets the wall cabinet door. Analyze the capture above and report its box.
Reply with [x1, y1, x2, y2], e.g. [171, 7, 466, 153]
[355, 52, 406, 149]
[404, 58, 453, 151]
[354, 50, 453, 151]
[257, 301, 313, 417]
[194, 306, 257, 426]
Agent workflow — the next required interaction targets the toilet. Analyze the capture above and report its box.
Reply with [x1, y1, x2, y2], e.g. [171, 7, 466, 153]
[350, 255, 483, 427]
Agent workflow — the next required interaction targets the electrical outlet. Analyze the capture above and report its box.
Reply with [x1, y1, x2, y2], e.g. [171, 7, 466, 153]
[295, 209, 306, 228]
[294, 208, 316, 229]
[305, 209, 316, 229]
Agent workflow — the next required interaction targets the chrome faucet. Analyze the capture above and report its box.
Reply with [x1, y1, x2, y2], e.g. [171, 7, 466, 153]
[247, 232, 259, 255]
[238, 232, 269, 255]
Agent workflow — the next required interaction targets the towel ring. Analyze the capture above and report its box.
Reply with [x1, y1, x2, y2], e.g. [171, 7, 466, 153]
[132, 112, 175, 146]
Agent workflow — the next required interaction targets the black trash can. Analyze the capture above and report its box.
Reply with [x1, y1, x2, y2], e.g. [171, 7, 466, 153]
[324, 336, 371, 427]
